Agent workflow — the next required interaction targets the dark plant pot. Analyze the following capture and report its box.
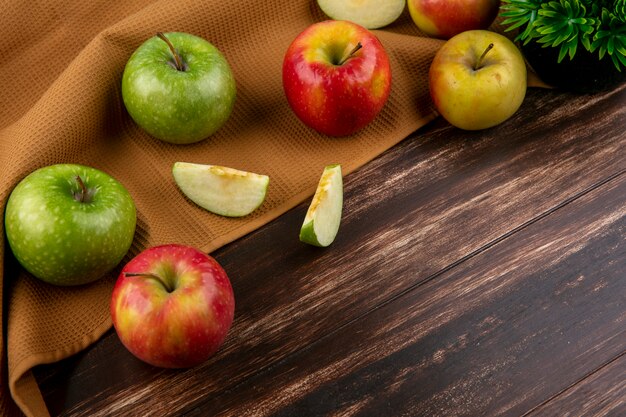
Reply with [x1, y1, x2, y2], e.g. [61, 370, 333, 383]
[522, 41, 626, 93]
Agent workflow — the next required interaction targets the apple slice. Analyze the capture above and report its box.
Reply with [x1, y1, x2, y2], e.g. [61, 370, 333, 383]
[300, 164, 343, 247]
[172, 162, 269, 217]
[317, 0, 406, 29]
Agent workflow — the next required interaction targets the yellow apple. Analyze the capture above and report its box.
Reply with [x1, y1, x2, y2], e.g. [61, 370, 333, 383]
[429, 30, 527, 130]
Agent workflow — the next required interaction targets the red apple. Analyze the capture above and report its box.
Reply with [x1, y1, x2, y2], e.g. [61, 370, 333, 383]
[408, 0, 501, 39]
[282, 20, 392, 137]
[110, 244, 235, 368]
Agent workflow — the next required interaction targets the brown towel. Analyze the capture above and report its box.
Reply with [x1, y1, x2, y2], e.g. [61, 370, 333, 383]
[0, 1, 544, 416]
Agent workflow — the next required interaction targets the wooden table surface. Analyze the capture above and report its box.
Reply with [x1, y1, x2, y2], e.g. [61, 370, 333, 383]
[33, 83, 626, 416]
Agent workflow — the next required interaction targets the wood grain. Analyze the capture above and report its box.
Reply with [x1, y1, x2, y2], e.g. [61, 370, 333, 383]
[187, 173, 626, 417]
[34, 84, 626, 416]
[527, 352, 626, 417]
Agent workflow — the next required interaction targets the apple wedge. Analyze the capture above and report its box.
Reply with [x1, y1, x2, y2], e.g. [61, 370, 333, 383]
[172, 162, 269, 217]
[300, 164, 343, 247]
[317, 0, 406, 29]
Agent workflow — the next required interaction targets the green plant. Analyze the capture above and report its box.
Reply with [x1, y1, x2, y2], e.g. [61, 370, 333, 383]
[501, 0, 626, 71]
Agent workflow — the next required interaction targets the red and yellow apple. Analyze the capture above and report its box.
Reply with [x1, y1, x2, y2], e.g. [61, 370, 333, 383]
[408, 0, 501, 39]
[429, 30, 527, 130]
[282, 20, 392, 137]
[110, 244, 235, 368]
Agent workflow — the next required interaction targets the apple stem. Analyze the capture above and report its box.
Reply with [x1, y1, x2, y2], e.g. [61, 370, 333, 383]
[475, 43, 494, 71]
[74, 175, 88, 203]
[337, 42, 362, 66]
[156, 32, 185, 71]
[124, 272, 174, 293]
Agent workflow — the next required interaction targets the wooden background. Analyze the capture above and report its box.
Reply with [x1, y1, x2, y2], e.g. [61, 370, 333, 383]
[33, 81, 626, 416]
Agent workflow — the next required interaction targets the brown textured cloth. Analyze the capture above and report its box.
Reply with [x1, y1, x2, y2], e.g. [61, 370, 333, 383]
[0, 1, 544, 416]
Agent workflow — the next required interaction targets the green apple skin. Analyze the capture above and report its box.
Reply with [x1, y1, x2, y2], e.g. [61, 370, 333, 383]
[122, 32, 236, 145]
[429, 30, 527, 130]
[4, 164, 137, 286]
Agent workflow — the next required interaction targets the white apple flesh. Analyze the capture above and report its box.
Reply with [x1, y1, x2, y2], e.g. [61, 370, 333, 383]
[299, 164, 343, 247]
[317, 0, 406, 29]
[172, 162, 269, 217]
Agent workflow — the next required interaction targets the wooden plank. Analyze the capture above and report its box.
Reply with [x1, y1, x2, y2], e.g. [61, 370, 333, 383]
[185, 173, 626, 417]
[527, 352, 626, 417]
[34, 84, 626, 416]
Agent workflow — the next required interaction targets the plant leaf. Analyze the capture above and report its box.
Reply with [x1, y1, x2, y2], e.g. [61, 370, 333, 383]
[502, 17, 531, 31]
[500, 0, 626, 71]
[558, 44, 569, 62]
[608, 35, 615, 54]
[568, 38, 578, 60]
[611, 53, 622, 71]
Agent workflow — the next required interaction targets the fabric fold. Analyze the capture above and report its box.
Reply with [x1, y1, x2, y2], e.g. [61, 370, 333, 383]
[0, 1, 543, 416]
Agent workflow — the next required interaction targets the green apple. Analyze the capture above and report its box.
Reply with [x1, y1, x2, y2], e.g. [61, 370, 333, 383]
[4, 164, 137, 286]
[172, 162, 269, 217]
[317, 0, 406, 29]
[300, 164, 343, 247]
[429, 30, 527, 130]
[122, 32, 236, 145]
